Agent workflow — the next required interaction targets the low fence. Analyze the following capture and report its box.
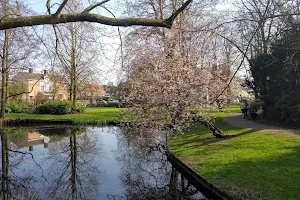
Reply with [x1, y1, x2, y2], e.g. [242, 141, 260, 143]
[166, 149, 233, 200]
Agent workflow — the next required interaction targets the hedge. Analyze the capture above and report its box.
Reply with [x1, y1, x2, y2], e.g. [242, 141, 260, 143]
[5, 103, 28, 113]
[34, 101, 85, 115]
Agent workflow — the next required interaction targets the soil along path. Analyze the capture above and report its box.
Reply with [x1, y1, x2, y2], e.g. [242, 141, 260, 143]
[223, 114, 300, 137]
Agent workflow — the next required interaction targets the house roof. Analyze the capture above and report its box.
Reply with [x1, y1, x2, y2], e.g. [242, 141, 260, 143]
[48, 74, 65, 82]
[14, 72, 44, 80]
[13, 72, 65, 82]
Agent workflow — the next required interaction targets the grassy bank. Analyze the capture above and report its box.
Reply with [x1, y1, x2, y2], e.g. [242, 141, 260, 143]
[6, 107, 122, 125]
[169, 107, 300, 200]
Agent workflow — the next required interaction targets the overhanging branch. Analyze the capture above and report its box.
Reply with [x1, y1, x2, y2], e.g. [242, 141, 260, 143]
[0, 0, 193, 30]
[0, 13, 169, 29]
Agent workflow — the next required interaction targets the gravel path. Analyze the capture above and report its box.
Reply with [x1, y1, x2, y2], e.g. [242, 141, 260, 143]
[223, 114, 300, 137]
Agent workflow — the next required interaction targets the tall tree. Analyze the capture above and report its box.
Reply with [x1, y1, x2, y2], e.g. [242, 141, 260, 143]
[0, 1, 37, 118]
[53, 1, 100, 111]
[122, 0, 226, 136]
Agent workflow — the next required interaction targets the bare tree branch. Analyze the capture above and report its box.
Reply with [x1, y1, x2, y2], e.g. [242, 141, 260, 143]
[47, 0, 51, 14]
[83, 0, 110, 13]
[53, 0, 69, 16]
[166, 0, 193, 23]
[101, 6, 124, 68]
[0, 0, 194, 30]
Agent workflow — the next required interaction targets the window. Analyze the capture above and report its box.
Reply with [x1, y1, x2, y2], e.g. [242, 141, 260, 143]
[41, 86, 45, 92]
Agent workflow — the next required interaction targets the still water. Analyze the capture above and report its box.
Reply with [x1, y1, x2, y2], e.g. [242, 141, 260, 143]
[0, 126, 205, 200]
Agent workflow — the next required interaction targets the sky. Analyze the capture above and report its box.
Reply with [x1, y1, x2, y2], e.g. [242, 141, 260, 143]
[27, 0, 123, 86]
[25, 0, 241, 85]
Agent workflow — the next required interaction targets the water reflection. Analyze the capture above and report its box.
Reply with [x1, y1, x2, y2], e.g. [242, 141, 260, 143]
[0, 128, 39, 199]
[42, 127, 101, 200]
[0, 126, 204, 200]
[116, 126, 204, 200]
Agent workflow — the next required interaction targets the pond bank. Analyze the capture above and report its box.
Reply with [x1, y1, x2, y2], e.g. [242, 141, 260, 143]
[0, 118, 121, 126]
[2, 107, 122, 126]
[166, 149, 233, 200]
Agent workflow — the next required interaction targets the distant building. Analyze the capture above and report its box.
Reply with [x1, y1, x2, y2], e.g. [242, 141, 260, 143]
[11, 68, 69, 104]
[77, 83, 106, 101]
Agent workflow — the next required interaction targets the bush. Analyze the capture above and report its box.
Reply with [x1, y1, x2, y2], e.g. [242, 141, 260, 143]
[34, 101, 71, 115]
[271, 92, 300, 123]
[96, 99, 119, 107]
[248, 99, 265, 110]
[6, 103, 28, 113]
[34, 101, 86, 115]
[74, 102, 86, 113]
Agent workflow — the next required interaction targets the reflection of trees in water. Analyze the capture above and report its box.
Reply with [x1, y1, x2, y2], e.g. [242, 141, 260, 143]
[116, 126, 200, 200]
[0, 128, 39, 199]
[43, 127, 102, 200]
[0, 126, 103, 200]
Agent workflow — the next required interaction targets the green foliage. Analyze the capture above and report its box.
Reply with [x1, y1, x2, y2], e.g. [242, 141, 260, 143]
[5, 103, 28, 113]
[271, 92, 300, 123]
[248, 99, 265, 110]
[34, 101, 72, 115]
[249, 22, 300, 122]
[74, 102, 86, 113]
[34, 101, 85, 115]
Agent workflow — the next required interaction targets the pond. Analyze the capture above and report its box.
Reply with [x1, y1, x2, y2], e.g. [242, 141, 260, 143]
[0, 126, 205, 200]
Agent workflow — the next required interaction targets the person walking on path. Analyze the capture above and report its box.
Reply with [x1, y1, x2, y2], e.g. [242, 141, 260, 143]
[239, 98, 249, 119]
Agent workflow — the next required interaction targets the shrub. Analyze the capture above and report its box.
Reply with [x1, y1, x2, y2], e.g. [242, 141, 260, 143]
[74, 102, 86, 113]
[106, 100, 119, 108]
[271, 92, 300, 123]
[248, 99, 265, 110]
[34, 101, 72, 115]
[34, 101, 85, 115]
[96, 99, 119, 107]
[5, 103, 28, 113]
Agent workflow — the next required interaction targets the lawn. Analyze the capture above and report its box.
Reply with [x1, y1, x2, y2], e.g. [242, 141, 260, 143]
[169, 107, 300, 200]
[6, 107, 122, 124]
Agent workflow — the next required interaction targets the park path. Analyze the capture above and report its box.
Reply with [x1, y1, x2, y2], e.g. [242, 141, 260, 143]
[223, 114, 300, 137]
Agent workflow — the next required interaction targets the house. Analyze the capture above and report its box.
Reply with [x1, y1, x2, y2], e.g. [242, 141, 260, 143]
[77, 83, 106, 102]
[11, 68, 69, 104]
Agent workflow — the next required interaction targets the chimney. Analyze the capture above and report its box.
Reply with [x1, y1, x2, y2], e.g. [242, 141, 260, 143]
[29, 68, 33, 73]
[43, 70, 48, 75]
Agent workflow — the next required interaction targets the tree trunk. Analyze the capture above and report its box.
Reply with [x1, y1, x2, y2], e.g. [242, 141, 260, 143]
[1, 129, 9, 198]
[193, 115, 225, 138]
[0, 29, 9, 119]
[70, 23, 77, 112]
[70, 134, 77, 200]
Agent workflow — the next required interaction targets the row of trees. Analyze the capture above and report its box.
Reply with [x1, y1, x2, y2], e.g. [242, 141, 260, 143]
[0, 0, 193, 119]
[234, 0, 300, 123]
[249, 21, 300, 123]
[1, 0, 300, 126]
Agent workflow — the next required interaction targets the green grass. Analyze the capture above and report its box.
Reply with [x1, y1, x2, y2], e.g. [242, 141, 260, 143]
[169, 107, 300, 200]
[6, 107, 122, 125]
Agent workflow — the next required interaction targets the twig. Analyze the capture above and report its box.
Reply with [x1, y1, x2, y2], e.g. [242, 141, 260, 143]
[83, 0, 110, 13]
[53, 0, 69, 16]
